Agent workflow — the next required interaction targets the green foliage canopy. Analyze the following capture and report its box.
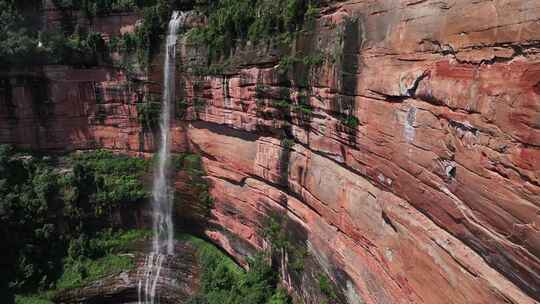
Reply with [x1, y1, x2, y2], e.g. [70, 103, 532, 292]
[189, 0, 319, 60]
[0, 146, 149, 296]
[183, 234, 291, 304]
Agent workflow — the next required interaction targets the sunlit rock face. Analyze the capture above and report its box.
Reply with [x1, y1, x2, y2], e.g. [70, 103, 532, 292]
[1, 1, 539, 303]
[176, 1, 540, 303]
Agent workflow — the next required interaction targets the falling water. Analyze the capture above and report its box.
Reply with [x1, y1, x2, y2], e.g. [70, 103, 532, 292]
[138, 11, 185, 304]
[152, 10, 184, 257]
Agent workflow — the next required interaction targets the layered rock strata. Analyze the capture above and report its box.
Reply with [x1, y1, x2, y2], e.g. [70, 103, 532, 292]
[1, 1, 539, 303]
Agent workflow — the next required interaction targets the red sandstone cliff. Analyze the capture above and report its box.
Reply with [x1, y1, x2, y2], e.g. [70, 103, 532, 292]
[1, 1, 539, 303]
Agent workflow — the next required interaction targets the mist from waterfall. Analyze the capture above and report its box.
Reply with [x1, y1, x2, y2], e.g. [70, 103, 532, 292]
[138, 11, 185, 304]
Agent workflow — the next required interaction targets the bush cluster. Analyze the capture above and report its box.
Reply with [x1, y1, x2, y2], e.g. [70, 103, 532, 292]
[183, 235, 291, 304]
[0, 0, 111, 66]
[318, 274, 338, 304]
[14, 229, 150, 304]
[188, 0, 319, 60]
[0, 0, 175, 66]
[339, 114, 359, 129]
[115, 2, 173, 65]
[0, 146, 149, 298]
[56, 229, 150, 290]
[0, 1, 41, 65]
[263, 213, 308, 274]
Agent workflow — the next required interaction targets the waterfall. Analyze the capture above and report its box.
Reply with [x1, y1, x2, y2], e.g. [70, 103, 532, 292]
[152, 9, 184, 257]
[138, 11, 185, 304]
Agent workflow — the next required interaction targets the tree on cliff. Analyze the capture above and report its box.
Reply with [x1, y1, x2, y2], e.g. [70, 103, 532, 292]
[0, 0, 37, 65]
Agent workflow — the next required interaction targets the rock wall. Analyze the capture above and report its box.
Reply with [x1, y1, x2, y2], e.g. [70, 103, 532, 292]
[0, 66, 145, 152]
[177, 1, 540, 303]
[1, 1, 539, 303]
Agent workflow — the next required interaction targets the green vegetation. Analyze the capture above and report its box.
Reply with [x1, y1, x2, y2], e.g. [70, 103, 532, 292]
[174, 153, 213, 217]
[279, 137, 294, 186]
[0, 0, 115, 65]
[292, 103, 313, 115]
[255, 84, 270, 99]
[176, 99, 190, 119]
[0, 146, 150, 299]
[14, 229, 150, 304]
[254, 84, 270, 113]
[0, 1, 37, 65]
[137, 100, 162, 130]
[0, 0, 175, 66]
[263, 212, 308, 274]
[58, 254, 133, 289]
[256, 85, 313, 120]
[273, 99, 292, 111]
[188, 0, 320, 61]
[278, 53, 324, 73]
[69, 150, 149, 213]
[193, 98, 208, 116]
[281, 138, 295, 150]
[179, 234, 292, 304]
[190, 60, 232, 76]
[52, 0, 139, 16]
[173, 98, 208, 120]
[339, 114, 359, 129]
[292, 94, 313, 116]
[263, 88, 313, 120]
[114, 2, 172, 66]
[263, 213, 342, 303]
[278, 52, 325, 88]
[14, 295, 53, 304]
[318, 274, 338, 304]
[41, 25, 108, 64]
[56, 230, 150, 290]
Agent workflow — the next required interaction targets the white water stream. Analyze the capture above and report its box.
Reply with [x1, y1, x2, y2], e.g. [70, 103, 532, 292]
[138, 11, 185, 304]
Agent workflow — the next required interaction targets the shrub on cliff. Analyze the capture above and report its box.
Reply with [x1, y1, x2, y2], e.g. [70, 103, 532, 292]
[339, 114, 359, 129]
[108, 1, 172, 66]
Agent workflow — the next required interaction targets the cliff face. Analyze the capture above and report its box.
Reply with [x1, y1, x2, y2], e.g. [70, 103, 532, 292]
[0, 1, 187, 154]
[1, 1, 539, 303]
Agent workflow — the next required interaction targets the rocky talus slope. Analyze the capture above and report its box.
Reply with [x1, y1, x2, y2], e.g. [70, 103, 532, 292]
[0, 0, 538, 303]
